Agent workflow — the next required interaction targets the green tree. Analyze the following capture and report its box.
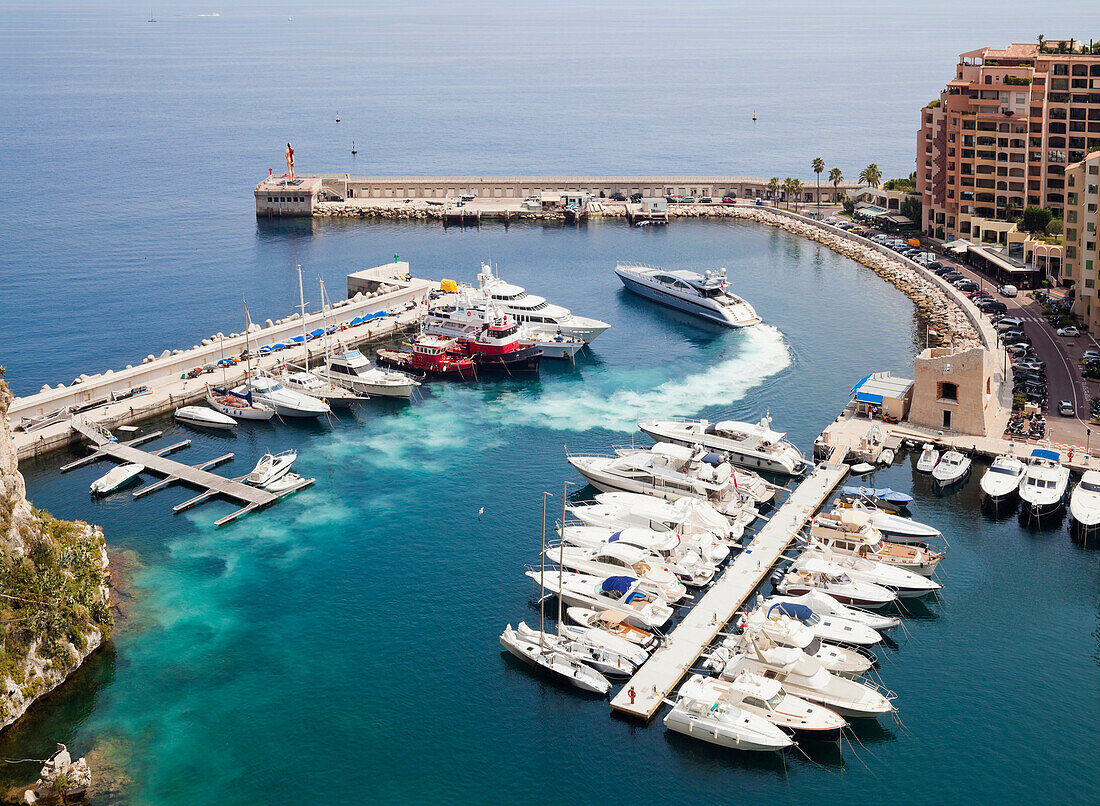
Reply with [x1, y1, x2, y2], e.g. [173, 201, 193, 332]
[811, 157, 825, 211]
[791, 179, 804, 210]
[1047, 217, 1064, 236]
[829, 167, 844, 203]
[781, 178, 794, 209]
[901, 194, 922, 227]
[767, 177, 780, 207]
[1021, 205, 1053, 232]
[858, 163, 882, 187]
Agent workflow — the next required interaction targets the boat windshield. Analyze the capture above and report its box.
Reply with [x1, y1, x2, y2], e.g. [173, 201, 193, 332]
[988, 465, 1020, 475]
[1081, 481, 1100, 493]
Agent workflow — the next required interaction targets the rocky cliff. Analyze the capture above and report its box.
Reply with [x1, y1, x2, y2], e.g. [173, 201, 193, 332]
[0, 378, 112, 732]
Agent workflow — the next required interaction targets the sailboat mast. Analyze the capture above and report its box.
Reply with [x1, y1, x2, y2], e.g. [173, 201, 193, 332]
[539, 491, 552, 653]
[558, 480, 572, 632]
[297, 264, 309, 367]
[319, 278, 332, 359]
[243, 301, 255, 391]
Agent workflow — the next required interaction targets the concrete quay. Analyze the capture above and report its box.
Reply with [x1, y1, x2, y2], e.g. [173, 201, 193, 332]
[610, 455, 850, 721]
[9, 264, 431, 462]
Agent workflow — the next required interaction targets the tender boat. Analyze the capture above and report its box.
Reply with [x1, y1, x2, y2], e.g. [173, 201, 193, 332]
[763, 590, 900, 631]
[831, 499, 941, 540]
[586, 490, 755, 542]
[811, 510, 943, 576]
[546, 543, 688, 602]
[377, 335, 476, 380]
[878, 448, 895, 466]
[716, 670, 847, 742]
[234, 375, 330, 418]
[737, 608, 874, 677]
[796, 549, 942, 598]
[932, 450, 971, 487]
[773, 560, 898, 609]
[526, 571, 673, 629]
[980, 454, 1026, 501]
[1069, 470, 1100, 534]
[499, 623, 610, 694]
[664, 674, 794, 752]
[90, 463, 143, 495]
[281, 370, 365, 407]
[527, 330, 586, 360]
[916, 443, 939, 473]
[556, 524, 717, 587]
[174, 405, 237, 431]
[1019, 448, 1070, 518]
[837, 486, 913, 513]
[206, 385, 275, 421]
[614, 264, 761, 328]
[565, 607, 661, 651]
[318, 349, 420, 398]
[263, 471, 312, 493]
[512, 622, 635, 677]
[244, 450, 297, 487]
[754, 597, 882, 647]
[637, 414, 806, 475]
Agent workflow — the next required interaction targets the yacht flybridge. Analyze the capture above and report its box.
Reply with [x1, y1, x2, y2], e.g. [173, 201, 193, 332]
[318, 348, 420, 398]
[613, 264, 761, 328]
[638, 414, 806, 475]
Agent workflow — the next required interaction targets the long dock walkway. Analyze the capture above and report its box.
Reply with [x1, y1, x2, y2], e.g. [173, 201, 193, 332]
[609, 454, 849, 720]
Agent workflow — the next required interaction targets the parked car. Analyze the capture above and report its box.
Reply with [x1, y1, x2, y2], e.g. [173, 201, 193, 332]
[1057, 327, 1080, 337]
[999, 284, 1018, 297]
[1007, 344, 1032, 357]
[824, 216, 837, 223]
[630, 192, 644, 202]
[722, 196, 736, 204]
[980, 301, 1008, 314]
[460, 193, 477, 201]
[609, 192, 626, 201]
[1079, 350, 1100, 363]
[1059, 400, 1076, 416]
[680, 196, 696, 204]
[955, 281, 978, 292]
[699, 197, 712, 204]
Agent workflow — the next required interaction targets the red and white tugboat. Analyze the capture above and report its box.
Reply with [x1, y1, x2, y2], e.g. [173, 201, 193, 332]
[453, 313, 542, 375]
[377, 335, 476, 380]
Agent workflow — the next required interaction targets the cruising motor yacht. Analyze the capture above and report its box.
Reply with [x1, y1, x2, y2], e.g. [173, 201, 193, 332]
[932, 450, 971, 487]
[557, 524, 717, 587]
[614, 264, 761, 328]
[546, 543, 688, 601]
[587, 490, 756, 541]
[753, 597, 882, 646]
[280, 369, 365, 407]
[1019, 448, 1070, 518]
[565, 607, 661, 651]
[499, 624, 610, 695]
[233, 375, 330, 418]
[206, 385, 275, 421]
[979, 454, 1026, 501]
[762, 590, 900, 631]
[512, 622, 635, 677]
[525, 570, 673, 629]
[90, 463, 143, 495]
[837, 486, 913, 514]
[773, 560, 898, 609]
[556, 621, 650, 667]
[244, 450, 297, 487]
[916, 443, 940, 473]
[174, 405, 237, 431]
[471, 262, 610, 342]
[318, 349, 420, 398]
[714, 670, 847, 742]
[830, 498, 941, 540]
[637, 414, 806, 475]
[664, 674, 794, 752]
[811, 510, 943, 576]
[796, 548, 942, 598]
[737, 608, 874, 677]
[1069, 470, 1100, 533]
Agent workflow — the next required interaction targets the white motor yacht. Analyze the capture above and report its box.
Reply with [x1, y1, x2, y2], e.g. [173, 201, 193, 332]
[556, 524, 717, 587]
[1019, 448, 1070, 518]
[556, 621, 649, 667]
[565, 607, 661, 652]
[567, 502, 732, 565]
[664, 674, 794, 752]
[753, 596, 882, 646]
[234, 375, 330, 418]
[717, 670, 847, 742]
[206, 385, 275, 421]
[499, 624, 610, 695]
[590, 490, 754, 541]
[90, 464, 143, 495]
[614, 264, 761, 328]
[774, 560, 898, 609]
[512, 622, 635, 677]
[763, 590, 900, 631]
[546, 543, 687, 602]
[638, 414, 806, 475]
[281, 369, 365, 407]
[980, 454, 1026, 501]
[916, 443, 939, 473]
[244, 450, 297, 487]
[737, 608, 873, 677]
[811, 510, 943, 576]
[174, 405, 237, 431]
[1069, 470, 1100, 533]
[796, 549, 941, 598]
[831, 498, 940, 540]
[317, 349, 420, 399]
[932, 450, 971, 487]
[525, 570, 673, 629]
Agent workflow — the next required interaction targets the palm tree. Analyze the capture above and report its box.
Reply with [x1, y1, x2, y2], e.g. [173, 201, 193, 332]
[1037, 34, 1045, 54]
[767, 177, 780, 207]
[829, 167, 844, 204]
[811, 157, 825, 211]
[858, 163, 882, 188]
[791, 179, 804, 211]
[781, 178, 793, 209]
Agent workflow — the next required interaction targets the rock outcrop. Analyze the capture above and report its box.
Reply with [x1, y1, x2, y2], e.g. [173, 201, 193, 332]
[0, 379, 112, 733]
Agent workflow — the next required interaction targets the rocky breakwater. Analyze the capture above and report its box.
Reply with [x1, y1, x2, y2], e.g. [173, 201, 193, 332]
[315, 200, 557, 222]
[0, 377, 113, 734]
[670, 205, 981, 349]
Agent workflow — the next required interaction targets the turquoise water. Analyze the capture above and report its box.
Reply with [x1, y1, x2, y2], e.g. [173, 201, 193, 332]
[2, 3, 1100, 803]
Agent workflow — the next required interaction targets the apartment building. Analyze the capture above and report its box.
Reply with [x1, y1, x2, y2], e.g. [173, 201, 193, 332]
[917, 41, 1100, 278]
[1066, 151, 1100, 334]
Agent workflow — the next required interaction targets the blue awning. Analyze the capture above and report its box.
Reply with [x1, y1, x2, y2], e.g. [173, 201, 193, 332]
[851, 374, 873, 394]
[601, 576, 635, 594]
[855, 391, 883, 405]
[769, 602, 813, 621]
[1031, 448, 1060, 462]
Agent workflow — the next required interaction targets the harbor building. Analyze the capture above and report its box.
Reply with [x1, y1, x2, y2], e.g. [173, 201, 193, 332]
[850, 372, 914, 420]
[915, 40, 1100, 280]
[1065, 150, 1100, 335]
[908, 347, 996, 436]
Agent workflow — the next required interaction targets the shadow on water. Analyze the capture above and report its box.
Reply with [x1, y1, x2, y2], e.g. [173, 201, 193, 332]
[613, 290, 732, 342]
[497, 651, 609, 701]
[892, 596, 941, 622]
[981, 494, 1020, 520]
[662, 729, 791, 776]
[1017, 506, 1067, 532]
[254, 216, 321, 242]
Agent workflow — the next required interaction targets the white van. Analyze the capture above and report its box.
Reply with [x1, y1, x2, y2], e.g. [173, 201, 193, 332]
[1000, 284, 1018, 297]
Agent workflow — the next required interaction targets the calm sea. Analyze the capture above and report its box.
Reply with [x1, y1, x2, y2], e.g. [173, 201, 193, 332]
[1, 3, 1098, 804]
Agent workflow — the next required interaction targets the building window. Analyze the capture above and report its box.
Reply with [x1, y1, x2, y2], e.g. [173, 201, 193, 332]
[938, 382, 958, 402]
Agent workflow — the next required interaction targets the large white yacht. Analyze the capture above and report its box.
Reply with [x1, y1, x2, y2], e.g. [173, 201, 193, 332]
[1019, 448, 1070, 518]
[1069, 470, 1100, 534]
[461, 263, 610, 342]
[614, 264, 761, 328]
[638, 414, 806, 475]
[234, 375, 330, 418]
[316, 349, 420, 399]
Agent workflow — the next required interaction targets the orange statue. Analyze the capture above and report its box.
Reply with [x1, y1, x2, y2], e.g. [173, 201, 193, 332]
[285, 142, 295, 179]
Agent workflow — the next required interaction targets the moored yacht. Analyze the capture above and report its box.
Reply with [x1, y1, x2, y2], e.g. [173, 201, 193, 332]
[319, 349, 420, 398]
[773, 560, 898, 609]
[795, 548, 942, 598]
[830, 498, 941, 540]
[916, 443, 939, 473]
[932, 450, 971, 487]
[499, 624, 610, 695]
[1019, 448, 1070, 518]
[280, 369, 365, 407]
[233, 375, 330, 418]
[580, 490, 755, 542]
[545, 543, 688, 602]
[614, 264, 761, 328]
[244, 450, 297, 487]
[525, 570, 673, 629]
[664, 674, 794, 752]
[206, 385, 275, 421]
[638, 414, 806, 475]
[811, 510, 943, 576]
[557, 524, 718, 586]
[715, 670, 848, 742]
[1069, 470, 1100, 533]
[753, 596, 883, 647]
[980, 454, 1026, 502]
[377, 335, 476, 380]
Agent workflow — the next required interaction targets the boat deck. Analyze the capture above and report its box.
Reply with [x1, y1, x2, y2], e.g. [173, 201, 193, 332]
[608, 452, 849, 720]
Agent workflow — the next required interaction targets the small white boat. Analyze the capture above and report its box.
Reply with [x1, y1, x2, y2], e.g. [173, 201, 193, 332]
[263, 471, 312, 493]
[281, 370, 365, 407]
[738, 608, 874, 677]
[878, 449, 895, 466]
[174, 405, 237, 431]
[206, 385, 275, 421]
[244, 450, 297, 487]
[90, 463, 143, 495]
[763, 590, 899, 631]
[566, 607, 661, 651]
[850, 462, 876, 475]
[916, 443, 939, 473]
[1070, 470, 1100, 533]
[234, 375, 330, 418]
[664, 674, 793, 752]
[980, 454, 1026, 501]
[526, 570, 673, 629]
[932, 450, 971, 487]
[499, 623, 610, 694]
[1019, 448, 1070, 518]
[527, 331, 586, 360]
[717, 670, 847, 742]
[556, 621, 650, 667]
[513, 622, 634, 677]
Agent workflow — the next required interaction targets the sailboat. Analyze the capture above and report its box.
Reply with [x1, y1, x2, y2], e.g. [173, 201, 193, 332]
[207, 312, 275, 420]
[499, 492, 611, 694]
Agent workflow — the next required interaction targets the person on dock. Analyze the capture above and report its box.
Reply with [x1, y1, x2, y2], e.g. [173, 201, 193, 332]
[285, 142, 295, 180]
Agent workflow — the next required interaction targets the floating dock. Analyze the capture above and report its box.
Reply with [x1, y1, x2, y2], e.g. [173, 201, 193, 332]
[609, 452, 850, 721]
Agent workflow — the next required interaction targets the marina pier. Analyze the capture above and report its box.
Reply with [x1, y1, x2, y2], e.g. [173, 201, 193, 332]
[609, 452, 850, 720]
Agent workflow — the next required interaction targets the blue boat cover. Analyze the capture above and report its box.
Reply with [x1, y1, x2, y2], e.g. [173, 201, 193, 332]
[258, 346, 272, 354]
[349, 317, 364, 325]
[608, 530, 622, 543]
[217, 358, 234, 366]
[272, 343, 287, 350]
[701, 452, 724, 466]
[309, 328, 324, 338]
[601, 576, 635, 594]
[213, 386, 251, 404]
[1031, 448, 1060, 462]
[841, 485, 913, 504]
[290, 336, 305, 343]
[769, 602, 813, 621]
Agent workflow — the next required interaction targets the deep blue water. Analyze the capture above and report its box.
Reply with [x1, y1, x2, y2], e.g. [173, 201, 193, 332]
[2, 4, 1099, 805]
